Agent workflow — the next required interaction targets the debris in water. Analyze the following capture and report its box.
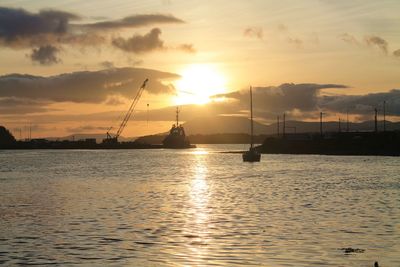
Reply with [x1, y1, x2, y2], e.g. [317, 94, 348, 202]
[339, 247, 365, 254]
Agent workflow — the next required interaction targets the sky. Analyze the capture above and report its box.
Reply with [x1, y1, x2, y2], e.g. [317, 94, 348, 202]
[0, 0, 399, 138]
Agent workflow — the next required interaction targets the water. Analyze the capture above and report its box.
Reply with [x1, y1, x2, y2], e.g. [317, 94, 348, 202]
[0, 145, 399, 266]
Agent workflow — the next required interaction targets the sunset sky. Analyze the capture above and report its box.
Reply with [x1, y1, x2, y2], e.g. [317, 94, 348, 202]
[0, 0, 399, 138]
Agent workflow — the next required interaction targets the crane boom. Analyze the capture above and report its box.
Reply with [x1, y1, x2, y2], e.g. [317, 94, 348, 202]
[105, 78, 148, 143]
[115, 78, 148, 138]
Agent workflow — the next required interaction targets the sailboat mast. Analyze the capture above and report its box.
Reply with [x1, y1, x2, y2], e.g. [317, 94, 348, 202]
[176, 106, 179, 126]
[250, 86, 254, 148]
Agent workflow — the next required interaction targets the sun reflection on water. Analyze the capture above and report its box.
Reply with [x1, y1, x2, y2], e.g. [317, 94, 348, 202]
[183, 153, 211, 265]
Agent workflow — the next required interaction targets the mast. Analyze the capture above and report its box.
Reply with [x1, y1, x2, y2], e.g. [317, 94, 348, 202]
[176, 106, 180, 126]
[383, 101, 386, 132]
[250, 86, 254, 148]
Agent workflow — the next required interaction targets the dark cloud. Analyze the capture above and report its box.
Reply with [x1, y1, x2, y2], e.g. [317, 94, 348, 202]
[0, 97, 52, 114]
[30, 45, 61, 65]
[112, 28, 165, 53]
[0, 6, 188, 58]
[0, 7, 79, 47]
[0, 67, 179, 103]
[393, 49, 400, 57]
[243, 27, 263, 39]
[365, 35, 388, 54]
[216, 83, 348, 114]
[82, 14, 184, 30]
[320, 89, 400, 115]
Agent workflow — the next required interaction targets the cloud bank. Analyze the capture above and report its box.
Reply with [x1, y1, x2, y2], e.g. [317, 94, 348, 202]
[0, 67, 179, 103]
[0, 6, 193, 63]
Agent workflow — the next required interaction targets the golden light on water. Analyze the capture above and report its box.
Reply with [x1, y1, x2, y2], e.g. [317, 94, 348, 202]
[174, 64, 228, 105]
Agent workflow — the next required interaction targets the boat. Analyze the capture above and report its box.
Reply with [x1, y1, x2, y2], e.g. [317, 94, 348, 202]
[162, 107, 195, 149]
[243, 86, 261, 162]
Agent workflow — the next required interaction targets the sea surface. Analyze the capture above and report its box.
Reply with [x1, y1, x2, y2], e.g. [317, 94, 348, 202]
[0, 145, 399, 266]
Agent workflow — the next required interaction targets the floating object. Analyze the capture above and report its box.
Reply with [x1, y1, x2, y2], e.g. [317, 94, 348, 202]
[243, 86, 261, 162]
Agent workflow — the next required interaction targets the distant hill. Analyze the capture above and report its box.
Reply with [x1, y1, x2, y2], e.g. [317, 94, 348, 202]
[182, 116, 400, 136]
[136, 116, 400, 144]
[42, 116, 400, 144]
[182, 116, 270, 135]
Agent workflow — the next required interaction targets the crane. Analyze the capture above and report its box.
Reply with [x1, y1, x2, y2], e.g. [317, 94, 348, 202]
[103, 78, 148, 144]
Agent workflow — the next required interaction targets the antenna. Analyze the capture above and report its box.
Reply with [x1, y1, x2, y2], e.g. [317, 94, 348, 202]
[147, 103, 149, 127]
[176, 106, 180, 126]
[250, 86, 254, 148]
[383, 101, 386, 132]
[320, 112, 325, 137]
[283, 113, 286, 138]
[277, 116, 280, 136]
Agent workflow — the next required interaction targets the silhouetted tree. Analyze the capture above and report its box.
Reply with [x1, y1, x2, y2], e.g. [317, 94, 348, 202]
[0, 126, 16, 147]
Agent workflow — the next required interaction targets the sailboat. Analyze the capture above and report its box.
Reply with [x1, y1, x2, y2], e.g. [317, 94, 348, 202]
[243, 86, 261, 162]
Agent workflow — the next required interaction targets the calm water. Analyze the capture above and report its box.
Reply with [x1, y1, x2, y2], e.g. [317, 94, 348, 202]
[0, 145, 399, 266]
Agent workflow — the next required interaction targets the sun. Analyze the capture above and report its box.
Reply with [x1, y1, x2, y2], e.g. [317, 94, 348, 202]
[174, 64, 227, 105]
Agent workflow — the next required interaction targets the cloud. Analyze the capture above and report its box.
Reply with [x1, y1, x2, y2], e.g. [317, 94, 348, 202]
[112, 28, 165, 53]
[365, 35, 388, 54]
[0, 97, 52, 114]
[339, 33, 360, 46]
[66, 125, 110, 133]
[215, 83, 348, 114]
[0, 67, 179, 103]
[0, 7, 80, 47]
[393, 49, 400, 57]
[287, 37, 303, 48]
[0, 7, 190, 59]
[99, 61, 115, 69]
[340, 33, 393, 56]
[30, 45, 61, 65]
[177, 43, 196, 53]
[82, 14, 184, 30]
[243, 27, 263, 39]
[320, 89, 400, 115]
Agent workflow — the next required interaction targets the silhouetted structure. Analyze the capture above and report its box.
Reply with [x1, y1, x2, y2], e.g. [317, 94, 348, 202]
[243, 86, 261, 162]
[259, 131, 400, 156]
[162, 107, 194, 149]
[0, 126, 16, 148]
[383, 101, 386, 132]
[103, 79, 148, 144]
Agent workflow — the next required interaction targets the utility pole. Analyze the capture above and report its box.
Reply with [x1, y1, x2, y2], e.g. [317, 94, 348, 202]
[277, 116, 280, 136]
[338, 117, 341, 133]
[29, 123, 32, 141]
[374, 108, 378, 133]
[383, 101, 386, 132]
[346, 110, 349, 132]
[283, 113, 286, 138]
[320, 112, 323, 137]
[147, 103, 149, 127]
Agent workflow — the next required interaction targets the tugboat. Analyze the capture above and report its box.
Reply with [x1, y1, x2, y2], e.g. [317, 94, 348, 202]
[162, 107, 195, 149]
[243, 86, 261, 162]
